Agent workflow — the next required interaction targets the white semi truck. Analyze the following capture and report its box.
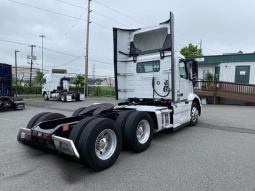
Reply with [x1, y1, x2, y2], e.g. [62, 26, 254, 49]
[42, 69, 84, 102]
[17, 12, 202, 171]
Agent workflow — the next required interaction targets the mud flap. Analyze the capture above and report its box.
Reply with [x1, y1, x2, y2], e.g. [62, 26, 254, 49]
[52, 135, 80, 158]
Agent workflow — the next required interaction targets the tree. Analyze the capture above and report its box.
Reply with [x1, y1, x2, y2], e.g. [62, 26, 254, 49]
[238, 50, 243, 54]
[35, 71, 44, 86]
[72, 74, 85, 92]
[180, 43, 203, 57]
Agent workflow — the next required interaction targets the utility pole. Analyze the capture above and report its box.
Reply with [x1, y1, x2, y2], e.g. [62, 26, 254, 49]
[85, 0, 91, 97]
[92, 63, 95, 83]
[15, 50, 20, 97]
[28, 45, 36, 94]
[199, 39, 202, 50]
[39, 35, 46, 73]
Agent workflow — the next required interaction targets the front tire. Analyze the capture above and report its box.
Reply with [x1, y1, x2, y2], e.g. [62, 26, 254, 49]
[124, 111, 153, 153]
[60, 94, 66, 102]
[190, 102, 199, 126]
[43, 93, 49, 101]
[79, 118, 122, 171]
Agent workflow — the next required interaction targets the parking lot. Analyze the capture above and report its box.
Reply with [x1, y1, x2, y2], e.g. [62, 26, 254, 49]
[1, 98, 255, 191]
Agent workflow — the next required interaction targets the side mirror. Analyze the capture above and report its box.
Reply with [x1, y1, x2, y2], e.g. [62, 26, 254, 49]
[191, 60, 198, 80]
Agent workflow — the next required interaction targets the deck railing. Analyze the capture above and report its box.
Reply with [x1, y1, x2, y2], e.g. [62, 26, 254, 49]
[193, 81, 255, 103]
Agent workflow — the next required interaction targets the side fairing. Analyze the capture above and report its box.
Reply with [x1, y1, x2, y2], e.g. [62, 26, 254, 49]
[113, 12, 177, 101]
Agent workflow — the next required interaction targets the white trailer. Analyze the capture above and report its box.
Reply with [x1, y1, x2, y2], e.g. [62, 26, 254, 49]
[17, 12, 201, 171]
[42, 69, 84, 102]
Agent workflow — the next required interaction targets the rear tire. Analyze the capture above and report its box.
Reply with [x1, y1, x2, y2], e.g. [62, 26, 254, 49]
[75, 93, 81, 101]
[34, 112, 66, 125]
[17, 112, 50, 142]
[69, 117, 96, 149]
[30, 113, 66, 148]
[79, 118, 122, 171]
[26, 112, 50, 129]
[115, 110, 134, 149]
[72, 107, 85, 116]
[124, 111, 153, 153]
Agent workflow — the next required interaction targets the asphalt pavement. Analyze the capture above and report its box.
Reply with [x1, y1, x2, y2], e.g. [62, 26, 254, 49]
[0, 98, 255, 191]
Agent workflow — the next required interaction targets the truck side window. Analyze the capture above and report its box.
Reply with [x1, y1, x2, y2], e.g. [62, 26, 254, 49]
[137, 60, 160, 73]
[42, 78, 46, 84]
[179, 61, 187, 79]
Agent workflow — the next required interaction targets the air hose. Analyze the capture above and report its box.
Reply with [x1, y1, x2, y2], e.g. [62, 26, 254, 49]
[152, 77, 170, 98]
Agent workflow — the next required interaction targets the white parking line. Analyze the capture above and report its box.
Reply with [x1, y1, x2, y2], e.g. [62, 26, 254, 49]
[0, 118, 13, 121]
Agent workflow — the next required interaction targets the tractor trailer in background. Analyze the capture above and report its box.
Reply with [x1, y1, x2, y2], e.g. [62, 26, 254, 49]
[42, 69, 84, 102]
[17, 12, 202, 171]
[0, 63, 25, 110]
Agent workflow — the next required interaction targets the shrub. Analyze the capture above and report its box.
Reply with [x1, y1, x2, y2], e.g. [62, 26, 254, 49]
[12, 85, 41, 94]
[91, 86, 115, 97]
[205, 72, 213, 81]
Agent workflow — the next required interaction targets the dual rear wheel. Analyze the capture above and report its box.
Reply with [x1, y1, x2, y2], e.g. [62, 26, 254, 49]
[117, 111, 154, 153]
[70, 111, 154, 171]
[70, 117, 122, 171]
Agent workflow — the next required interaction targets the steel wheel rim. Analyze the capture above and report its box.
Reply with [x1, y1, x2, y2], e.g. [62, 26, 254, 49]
[61, 95, 64, 101]
[191, 107, 199, 122]
[44, 94, 47, 100]
[95, 129, 117, 160]
[136, 120, 150, 144]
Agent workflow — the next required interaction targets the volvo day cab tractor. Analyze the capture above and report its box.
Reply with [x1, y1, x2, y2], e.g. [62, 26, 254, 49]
[17, 12, 202, 171]
[42, 69, 84, 102]
[0, 63, 25, 110]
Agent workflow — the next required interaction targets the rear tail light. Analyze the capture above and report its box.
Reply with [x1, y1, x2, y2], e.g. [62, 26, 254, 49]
[25, 132, 30, 139]
[43, 133, 50, 139]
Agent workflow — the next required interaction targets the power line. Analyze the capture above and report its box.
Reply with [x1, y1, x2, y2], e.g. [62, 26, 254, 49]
[99, 0, 158, 24]
[56, 0, 86, 9]
[0, 37, 85, 49]
[91, 22, 111, 30]
[8, 0, 112, 31]
[92, 10, 131, 28]
[56, 0, 130, 28]
[9, 0, 87, 21]
[0, 38, 113, 57]
[45, 9, 87, 52]
[93, 0, 148, 26]
[52, 54, 85, 67]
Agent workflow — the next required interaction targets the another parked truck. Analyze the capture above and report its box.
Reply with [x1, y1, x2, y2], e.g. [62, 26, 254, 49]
[17, 12, 202, 171]
[42, 69, 84, 102]
[0, 63, 25, 110]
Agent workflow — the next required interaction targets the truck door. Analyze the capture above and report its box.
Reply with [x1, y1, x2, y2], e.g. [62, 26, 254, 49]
[172, 60, 194, 128]
[177, 60, 191, 101]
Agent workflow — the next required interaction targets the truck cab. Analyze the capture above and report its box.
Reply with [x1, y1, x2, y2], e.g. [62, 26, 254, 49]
[113, 12, 201, 129]
[42, 69, 84, 102]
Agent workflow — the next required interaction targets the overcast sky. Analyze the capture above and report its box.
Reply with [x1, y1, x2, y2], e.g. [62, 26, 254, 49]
[1, 0, 255, 77]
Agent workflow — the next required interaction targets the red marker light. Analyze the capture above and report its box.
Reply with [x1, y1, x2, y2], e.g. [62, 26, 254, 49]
[25, 132, 30, 139]
[62, 124, 69, 131]
[43, 134, 50, 139]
